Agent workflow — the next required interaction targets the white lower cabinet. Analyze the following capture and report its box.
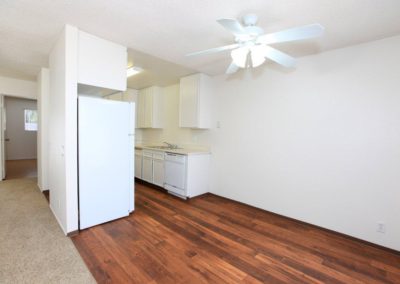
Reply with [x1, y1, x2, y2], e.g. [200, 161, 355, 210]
[139, 150, 165, 186]
[152, 152, 165, 187]
[136, 148, 210, 199]
[134, 149, 143, 178]
[142, 151, 153, 183]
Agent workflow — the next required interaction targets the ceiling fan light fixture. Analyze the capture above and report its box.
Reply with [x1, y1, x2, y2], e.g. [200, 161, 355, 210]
[250, 45, 266, 68]
[186, 14, 325, 75]
[231, 47, 249, 68]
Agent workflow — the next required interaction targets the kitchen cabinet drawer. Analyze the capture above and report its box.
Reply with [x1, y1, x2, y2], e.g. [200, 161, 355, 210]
[153, 152, 164, 160]
[143, 151, 153, 158]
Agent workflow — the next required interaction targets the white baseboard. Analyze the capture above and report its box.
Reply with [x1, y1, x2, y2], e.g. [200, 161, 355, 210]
[49, 204, 67, 236]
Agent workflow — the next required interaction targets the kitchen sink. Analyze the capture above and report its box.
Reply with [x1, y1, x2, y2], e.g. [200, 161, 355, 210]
[146, 145, 182, 150]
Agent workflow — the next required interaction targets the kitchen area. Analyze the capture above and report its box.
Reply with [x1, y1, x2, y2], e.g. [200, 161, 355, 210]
[135, 144, 210, 199]
[105, 59, 215, 200]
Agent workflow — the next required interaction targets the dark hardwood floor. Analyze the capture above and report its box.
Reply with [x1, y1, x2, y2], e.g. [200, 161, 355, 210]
[5, 159, 37, 179]
[72, 182, 400, 283]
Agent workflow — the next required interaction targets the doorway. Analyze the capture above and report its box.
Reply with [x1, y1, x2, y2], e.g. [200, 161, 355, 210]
[2, 96, 38, 179]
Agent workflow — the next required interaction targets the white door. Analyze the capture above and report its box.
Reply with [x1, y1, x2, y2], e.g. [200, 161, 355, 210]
[78, 96, 133, 229]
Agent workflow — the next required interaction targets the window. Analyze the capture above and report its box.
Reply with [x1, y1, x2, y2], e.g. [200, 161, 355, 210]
[24, 109, 38, 131]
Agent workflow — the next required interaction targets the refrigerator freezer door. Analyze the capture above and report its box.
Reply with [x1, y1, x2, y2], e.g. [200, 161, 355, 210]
[78, 96, 133, 229]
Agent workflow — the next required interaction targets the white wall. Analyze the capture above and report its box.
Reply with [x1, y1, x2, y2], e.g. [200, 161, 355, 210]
[37, 68, 49, 191]
[4, 97, 37, 160]
[141, 35, 400, 251]
[0, 76, 37, 99]
[211, 35, 400, 251]
[48, 25, 79, 234]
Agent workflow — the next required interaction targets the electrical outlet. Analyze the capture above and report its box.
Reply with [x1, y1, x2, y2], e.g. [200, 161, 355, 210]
[377, 223, 386, 233]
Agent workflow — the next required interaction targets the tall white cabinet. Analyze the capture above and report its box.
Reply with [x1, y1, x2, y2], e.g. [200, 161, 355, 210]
[78, 31, 127, 91]
[137, 86, 163, 128]
[48, 25, 129, 234]
[179, 73, 213, 129]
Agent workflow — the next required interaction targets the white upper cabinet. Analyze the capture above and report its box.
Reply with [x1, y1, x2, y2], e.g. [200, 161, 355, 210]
[137, 86, 163, 129]
[179, 73, 213, 129]
[78, 31, 127, 91]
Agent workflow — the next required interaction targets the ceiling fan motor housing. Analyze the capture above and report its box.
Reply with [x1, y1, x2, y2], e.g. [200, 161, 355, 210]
[235, 14, 264, 42]
[235, 25, 264, 43]
[242, 14, 258, 26]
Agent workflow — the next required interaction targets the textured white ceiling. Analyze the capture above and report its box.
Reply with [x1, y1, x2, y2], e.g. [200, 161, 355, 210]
[1, 0, 400, 82]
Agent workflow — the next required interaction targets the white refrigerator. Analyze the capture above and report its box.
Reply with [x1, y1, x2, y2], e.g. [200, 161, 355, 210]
[78, 96, 135, 230]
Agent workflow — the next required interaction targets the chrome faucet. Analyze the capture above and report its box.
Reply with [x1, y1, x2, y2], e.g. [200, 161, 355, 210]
[163, 141, 178, 149]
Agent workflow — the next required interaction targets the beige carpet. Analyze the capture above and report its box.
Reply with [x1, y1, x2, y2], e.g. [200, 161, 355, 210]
[0, 178, 95, 283]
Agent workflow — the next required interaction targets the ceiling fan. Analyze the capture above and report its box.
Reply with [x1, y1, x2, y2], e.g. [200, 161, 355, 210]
[186, 14, 325, 74]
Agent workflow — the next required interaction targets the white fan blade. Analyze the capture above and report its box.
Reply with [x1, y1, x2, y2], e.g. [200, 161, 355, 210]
[263, 46, 296, 68]
[226, 61, 239, 74]
[186, 43, 240, 57]
[257, 23, 324, 45]
[217, 18, 246, 35]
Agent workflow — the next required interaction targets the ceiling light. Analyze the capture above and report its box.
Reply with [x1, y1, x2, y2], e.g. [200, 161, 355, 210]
[231, 47, 249, 68]
[127, 66, 143, 77]
[250, 45, 266, 68]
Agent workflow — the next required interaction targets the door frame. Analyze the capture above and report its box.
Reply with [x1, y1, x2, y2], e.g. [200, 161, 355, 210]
[0, 94, 5, 179]
[0, 94, 39, 181]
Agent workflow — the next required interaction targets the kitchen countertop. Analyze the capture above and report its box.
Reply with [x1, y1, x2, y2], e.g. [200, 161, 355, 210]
[135, 145, 211, 156]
